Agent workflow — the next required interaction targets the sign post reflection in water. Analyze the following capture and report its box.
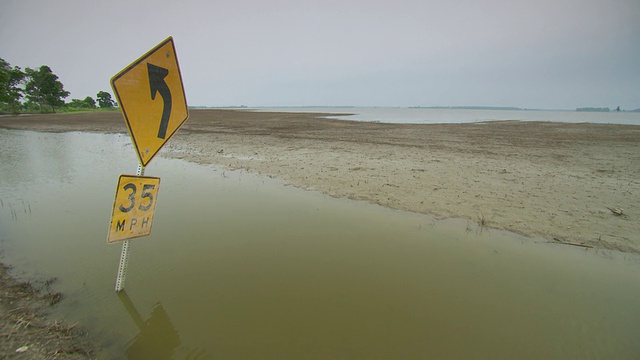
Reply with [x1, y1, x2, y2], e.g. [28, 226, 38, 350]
[117, 290, 182, 358]
[108, 36, 189, 292]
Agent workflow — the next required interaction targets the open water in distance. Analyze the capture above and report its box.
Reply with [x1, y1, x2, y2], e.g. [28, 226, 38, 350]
[1, 129, 639, 358]
[254, 107, 640, 125]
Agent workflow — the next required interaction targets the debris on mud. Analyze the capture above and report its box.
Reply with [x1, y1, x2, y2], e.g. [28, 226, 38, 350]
[0, 263, 96, 359]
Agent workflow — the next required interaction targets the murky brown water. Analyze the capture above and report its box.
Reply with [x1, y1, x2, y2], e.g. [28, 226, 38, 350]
[1, 129, 639, 359]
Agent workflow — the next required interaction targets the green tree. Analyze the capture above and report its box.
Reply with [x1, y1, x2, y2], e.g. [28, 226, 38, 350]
[0, 58, 25, 113]
[67, 96, 97, 109]
[96, 90, 115, 108]
[24, 67, 45, 111]
[67, 98, 85, 108]
[83, 96, 96, 108]
[25, 65, 70, 112]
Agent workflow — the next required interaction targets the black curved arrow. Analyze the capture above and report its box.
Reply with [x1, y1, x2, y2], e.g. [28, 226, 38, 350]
[147, 63, 172, 139]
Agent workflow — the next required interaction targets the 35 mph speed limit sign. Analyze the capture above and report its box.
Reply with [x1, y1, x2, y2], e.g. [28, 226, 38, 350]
[108, 175, 161, 243]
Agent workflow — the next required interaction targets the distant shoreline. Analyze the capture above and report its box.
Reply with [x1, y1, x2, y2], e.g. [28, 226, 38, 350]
[189, 105, 640, 113]
[244, 106, 640, 125]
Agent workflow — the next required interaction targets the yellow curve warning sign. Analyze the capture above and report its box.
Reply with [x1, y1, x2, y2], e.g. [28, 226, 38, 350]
[108, 175, 161, 243]
[111, 36, 189, 167]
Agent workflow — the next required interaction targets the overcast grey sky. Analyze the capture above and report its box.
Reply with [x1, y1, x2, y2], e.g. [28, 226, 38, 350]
[1, 0, 639, 109]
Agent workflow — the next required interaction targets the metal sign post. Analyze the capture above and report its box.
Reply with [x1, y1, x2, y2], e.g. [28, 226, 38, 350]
[115, 163, 144, 291]
[107, 36, 188, 292]
[115, 240, 131, 292]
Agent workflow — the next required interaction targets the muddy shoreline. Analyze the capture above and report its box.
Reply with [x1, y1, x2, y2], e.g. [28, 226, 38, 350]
[0, 263, 95, 358]
[2, 109, 639, 253]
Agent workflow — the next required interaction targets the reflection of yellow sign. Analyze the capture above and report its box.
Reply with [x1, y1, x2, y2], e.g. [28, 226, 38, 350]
[111, 36, 189, 167]
[108, 175, 161, 243]
[118, 291, 181, 359]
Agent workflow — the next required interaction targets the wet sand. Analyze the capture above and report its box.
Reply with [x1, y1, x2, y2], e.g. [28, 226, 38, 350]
[2, 109, 639, 253]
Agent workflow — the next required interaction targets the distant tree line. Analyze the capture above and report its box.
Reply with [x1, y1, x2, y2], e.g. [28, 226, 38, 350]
[576, 107, 610, 112]
[0, 57, 116, 114]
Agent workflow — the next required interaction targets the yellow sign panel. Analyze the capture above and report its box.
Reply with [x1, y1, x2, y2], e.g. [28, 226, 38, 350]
[111, 36, 189, 167]
[108, 175, 161, 243]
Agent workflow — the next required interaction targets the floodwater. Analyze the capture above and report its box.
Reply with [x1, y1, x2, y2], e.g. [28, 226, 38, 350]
[1, 129, 639, 359]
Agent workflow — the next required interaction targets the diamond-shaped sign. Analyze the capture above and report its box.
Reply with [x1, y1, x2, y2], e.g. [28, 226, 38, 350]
[111, 36, 188, 167]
